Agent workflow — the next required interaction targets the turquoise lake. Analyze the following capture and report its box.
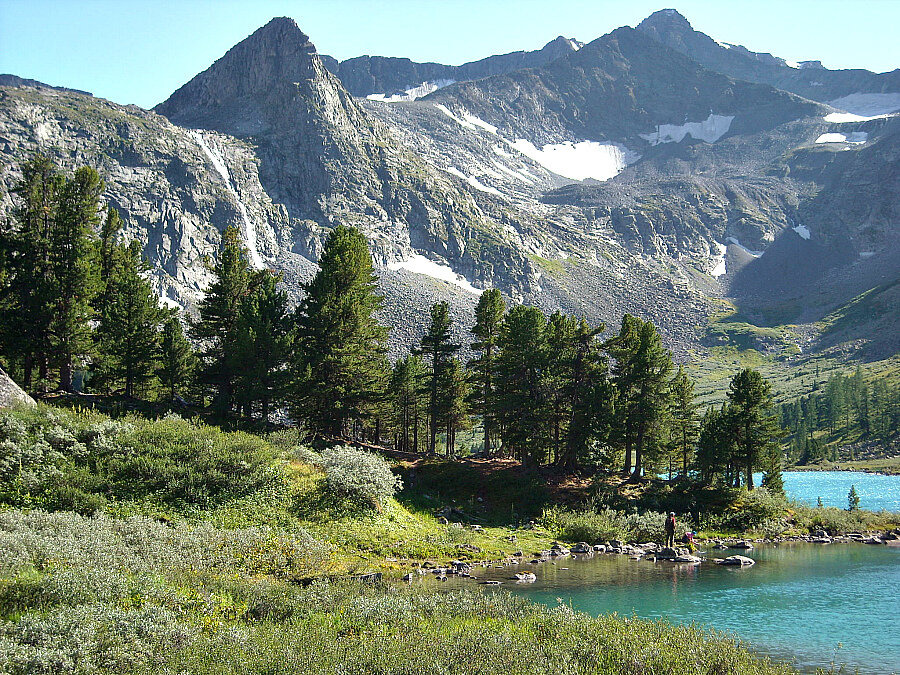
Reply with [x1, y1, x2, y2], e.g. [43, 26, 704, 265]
[767, 470, 900, 511]
[456, 543, 900, 674]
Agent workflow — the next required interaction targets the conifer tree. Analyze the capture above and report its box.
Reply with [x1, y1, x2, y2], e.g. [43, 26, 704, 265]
[96, 241, 162, 397]
[469, 289, 505, 456]
[291, 224, 389, 439]
[51, 166, 103, 391]
[670, 366, 699, 477]
[726, 368, 785, 490]
[191, 225, 252, 417]
[418, 301, 460, 455]
[391, 355, 427, 453]
[847, 484, 860, 511]
[158, 315, 196, 400]
[441, 357, 471, 456]
[558, 317, 614, 472]
[495, 305, 550, 466]
[608, 315, 673, 480]
[3, 155, 64, 390]
[233, 270, 291, 421]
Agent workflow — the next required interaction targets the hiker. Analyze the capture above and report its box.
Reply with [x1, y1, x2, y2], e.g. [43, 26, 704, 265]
[664, 511, 676, 548]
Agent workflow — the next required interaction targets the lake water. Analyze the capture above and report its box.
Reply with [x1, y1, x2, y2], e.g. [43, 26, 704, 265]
[457, 543, 900, 674]
[767, 471, 900, 512]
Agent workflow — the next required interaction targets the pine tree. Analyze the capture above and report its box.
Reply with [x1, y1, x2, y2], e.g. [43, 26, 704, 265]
[441, 357, 470, 456]
[469, 289, 505, 456]
[418, 301, 460, 455]
[3, 155, 64, 390]
[233, 270, 291, 421]
[51, 166, 103, 391]
[191, 225, 252, 417]
[670, 366, 699, 477]
[696, 405, 732, 484]
[726, 368, 785, 490]
[847, 484, 860, 511]
[761, 444, 785, 496]
[495, 305, 550, 466]
[291, 224, 389, 439]
[391, 355, 427, 453]
[158, 315, 196, 400]
[608, 315, 674, 480]
[96, 241, 162, 397]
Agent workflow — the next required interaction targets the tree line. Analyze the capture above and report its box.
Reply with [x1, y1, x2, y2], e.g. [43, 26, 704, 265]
[780, 367, 900, 463]
[0, 155, 785, 487]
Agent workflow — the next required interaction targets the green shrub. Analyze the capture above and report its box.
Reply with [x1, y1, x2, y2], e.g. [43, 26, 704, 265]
[319, 445, 402, 507]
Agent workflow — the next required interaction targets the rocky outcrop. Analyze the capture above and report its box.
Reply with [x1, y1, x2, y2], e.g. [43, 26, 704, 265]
[0, 368, 34, 408]
[321, 36, 582, 99]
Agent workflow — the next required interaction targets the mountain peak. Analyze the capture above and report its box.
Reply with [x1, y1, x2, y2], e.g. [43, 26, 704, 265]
[638, 8, 692, 28]
[156, 16, 324, 130]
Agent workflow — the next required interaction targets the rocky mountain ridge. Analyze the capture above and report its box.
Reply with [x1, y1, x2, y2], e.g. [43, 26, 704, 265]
[1, 10, 898, 359]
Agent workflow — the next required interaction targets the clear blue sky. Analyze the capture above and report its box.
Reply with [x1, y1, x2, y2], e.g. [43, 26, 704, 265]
[1, 0, 897, 109]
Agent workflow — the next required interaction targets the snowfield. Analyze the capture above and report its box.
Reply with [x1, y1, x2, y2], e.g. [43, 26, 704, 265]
[711, 242, 727, 277]
[639, 113, 735, 146]
[508, 139, 639, 182]
[387, 254, 482, 294]
[793, 225, 811, 240]
[826, 93, 900, 117]
[815, 132, 867, 144]
[367, 79, 455, 103]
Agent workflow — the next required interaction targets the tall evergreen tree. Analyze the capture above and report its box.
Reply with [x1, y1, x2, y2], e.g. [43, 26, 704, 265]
[191, 225, 252, 417]
[726, 368, 785, 490]
[391, 355, 427, 453]
[291, 224, 389, 439]
[495, 305, 550, 467]
[51, 166, 103, 391]
[469, 289, 505, 456]
[608, 315, 674, 480]
[418, 301, 460, 455]
[3, 155, 64, 390]
[670, 366, 699, 477]
[158, 315, 197, 400]
[96, 241, 162, 397]
[233, 270, 291, 421]
[441, 357, 471, 456]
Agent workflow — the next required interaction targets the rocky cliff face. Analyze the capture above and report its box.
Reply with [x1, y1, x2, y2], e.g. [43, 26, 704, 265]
[637, 9, 900, 108]
[321, 36, 582, 100]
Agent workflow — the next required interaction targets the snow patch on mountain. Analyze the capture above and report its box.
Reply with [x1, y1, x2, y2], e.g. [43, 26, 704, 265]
[367, 79, 455, 103]
[508, 139, 639, 182]
[824, 110, 896, 122]
[434, 104, 496, 135]
[793, 225, 811, 240]
[826, 93, 900, 117]
[387, 254, 482, 294]
[727, 237, 763, 257]
[815, 132, 867, 144]
[190, 131, 264, 270]
[492, 160, 534, 183]
[639, 114, 735, 146]
[711, 242, 727, 277]
[444, 166, 503, 196]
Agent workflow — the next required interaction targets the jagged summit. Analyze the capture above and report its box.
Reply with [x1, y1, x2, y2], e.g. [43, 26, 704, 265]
[155, 16, 322, 131]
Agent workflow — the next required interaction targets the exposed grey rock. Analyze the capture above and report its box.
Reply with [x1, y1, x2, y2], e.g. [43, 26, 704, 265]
[0, 368, 34, 408]
[717, 555, 755, 566]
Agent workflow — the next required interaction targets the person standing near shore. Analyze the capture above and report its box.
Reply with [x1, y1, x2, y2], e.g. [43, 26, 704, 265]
[665, 512, 676, 548]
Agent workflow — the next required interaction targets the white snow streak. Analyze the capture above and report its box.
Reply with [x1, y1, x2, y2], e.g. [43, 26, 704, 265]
[366, 79, 455, 103]
[444, 166, 503, 196]
[509, 139, 639, 182]
[387, 254, 482, 294]
[434, 104, 498, 135]
[826, 93, 900, 117]
[815, 132, 867, 144]
[461, 111, 498, 134]
[711, 242, 727, 278]
[793, 225, 811, 240]
[824, 111, 895, 123]
[191, 131, 264, 270]
[492, 160, 534, 183]
[859, 251, 875, 258]
[639, 114, 735, 146]
[726, 237, 763, 257]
